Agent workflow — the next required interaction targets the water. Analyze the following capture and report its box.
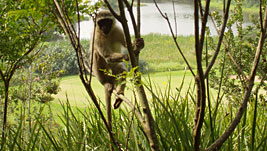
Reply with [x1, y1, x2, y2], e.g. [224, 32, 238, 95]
[78, 2, 248, 39]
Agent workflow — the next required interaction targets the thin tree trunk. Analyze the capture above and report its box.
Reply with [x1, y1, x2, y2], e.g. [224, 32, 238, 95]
[28, 65, 33, 131]
[2, 81, 10, 141]
[193, 1, 206, 151]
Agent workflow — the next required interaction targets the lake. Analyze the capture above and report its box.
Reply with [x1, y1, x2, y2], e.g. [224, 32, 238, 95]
[78, 2, 249, 39]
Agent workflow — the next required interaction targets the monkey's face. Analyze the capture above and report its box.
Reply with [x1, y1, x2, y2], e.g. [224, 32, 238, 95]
[98, 18, 113, 35]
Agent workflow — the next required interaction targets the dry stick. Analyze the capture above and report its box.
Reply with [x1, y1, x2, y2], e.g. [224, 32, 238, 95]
[172, 0, 177, 37]
[206, 6, 267, 151]
[52, 1, 120, 149]
[153, 0, 196, 77]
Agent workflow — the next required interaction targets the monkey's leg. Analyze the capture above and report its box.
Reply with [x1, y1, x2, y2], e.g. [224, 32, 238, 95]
[104, 83, 113, 129]
[110, 63, 127, 109]
[104, 82, 114, 151]
[92, 53, 115, 150]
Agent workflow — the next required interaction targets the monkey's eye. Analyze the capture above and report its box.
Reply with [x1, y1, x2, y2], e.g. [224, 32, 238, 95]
[98, 19, 113, 28]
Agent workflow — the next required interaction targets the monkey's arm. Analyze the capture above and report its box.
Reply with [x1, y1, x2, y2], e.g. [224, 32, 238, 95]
[105, 53, 129, 63]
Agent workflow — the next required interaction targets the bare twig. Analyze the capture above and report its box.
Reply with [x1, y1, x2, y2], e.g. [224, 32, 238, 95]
[122, 0, 139, 38]
[204, 0, 231, 78]
[172, 0, 177, 37]
[199, 0, 211, 56]
[103, 0, 121, 22]
[89, 15, 97, 85]
[153, 0, 195, 77]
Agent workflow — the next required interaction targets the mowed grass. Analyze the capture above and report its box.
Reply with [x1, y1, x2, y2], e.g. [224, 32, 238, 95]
[53, 70, 195, 107]
[141, 34, 196, 71]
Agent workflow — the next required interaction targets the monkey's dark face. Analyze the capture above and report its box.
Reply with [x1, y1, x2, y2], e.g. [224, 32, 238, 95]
[98, 18, 113, 35]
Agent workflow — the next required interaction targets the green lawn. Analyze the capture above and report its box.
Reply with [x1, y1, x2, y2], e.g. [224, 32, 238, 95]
[53, 70, 195, 107]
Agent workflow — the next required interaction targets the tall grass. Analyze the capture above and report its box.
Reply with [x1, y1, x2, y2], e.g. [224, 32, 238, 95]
[1, 72, 266, 150]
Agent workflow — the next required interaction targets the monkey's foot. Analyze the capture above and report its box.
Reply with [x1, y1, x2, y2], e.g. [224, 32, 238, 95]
[113, 98, 123, 109]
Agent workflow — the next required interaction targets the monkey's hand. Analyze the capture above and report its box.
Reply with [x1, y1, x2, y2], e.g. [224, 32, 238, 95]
[133, 38, 144, 55]
[105, 53, 129, 63]
[123, 54, 129, 61]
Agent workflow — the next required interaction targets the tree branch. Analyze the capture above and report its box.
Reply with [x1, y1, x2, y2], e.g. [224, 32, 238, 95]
[193, 0, 207, 150]
[207, 5, 247, 82]
[199, 0, 211, 56]
[153, 0, 196, 77]
[206, 6, 267, 151]
[103, 0, 121, 22]
[204, 0, 231, 78]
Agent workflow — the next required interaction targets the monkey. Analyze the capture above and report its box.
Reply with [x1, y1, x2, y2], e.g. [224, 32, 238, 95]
[91, 10, 129, 113]
[90, 11, 144, 132]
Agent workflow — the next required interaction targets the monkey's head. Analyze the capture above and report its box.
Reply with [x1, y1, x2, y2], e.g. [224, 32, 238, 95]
[96, 10, 115, 35]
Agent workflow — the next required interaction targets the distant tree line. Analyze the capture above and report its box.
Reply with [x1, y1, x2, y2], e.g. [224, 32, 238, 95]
[214, 0, 260, 6]
[142, 0, 260, 6]
[142, 0, 193, 3]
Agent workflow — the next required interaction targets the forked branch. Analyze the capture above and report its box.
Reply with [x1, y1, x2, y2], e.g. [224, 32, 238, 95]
[206, 5, 267, 151]
[204, 0, 231, 78]
[153, 0, 195, 77]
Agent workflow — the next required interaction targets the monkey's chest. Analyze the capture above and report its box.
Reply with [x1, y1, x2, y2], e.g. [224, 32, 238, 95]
[103, 41, 122, 53]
